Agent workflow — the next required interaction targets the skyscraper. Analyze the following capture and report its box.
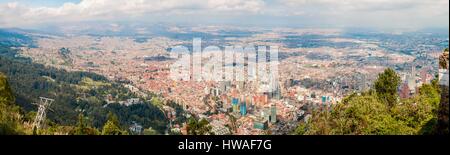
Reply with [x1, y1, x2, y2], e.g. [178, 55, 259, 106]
[240, 101, 247, 116]
[232, 98, 239, 113]
[270, 104, 277, 123]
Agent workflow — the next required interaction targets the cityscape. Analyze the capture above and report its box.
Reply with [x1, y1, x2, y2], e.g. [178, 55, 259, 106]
[0, 0, 449, 137]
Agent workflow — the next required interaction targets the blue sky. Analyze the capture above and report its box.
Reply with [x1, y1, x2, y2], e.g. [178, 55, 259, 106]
[0, 0, 448, 29]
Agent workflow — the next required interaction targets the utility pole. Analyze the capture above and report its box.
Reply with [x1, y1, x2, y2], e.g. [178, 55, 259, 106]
[32, 97, 54, 130]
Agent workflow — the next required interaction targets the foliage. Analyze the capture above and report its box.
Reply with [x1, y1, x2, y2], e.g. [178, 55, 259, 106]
[69, 114, 99, 135]
[186, 117, 213, 135]
[143, 127, 159, 135]
[102, 112, 128, 135]
[435, 48, 449, 134]
[166, 100, 188, 124]
[293, 123, 307, 135]
[295, 68, 442, 135]
[374, 68, 401, 107]
[439, 48, 449, 69]
[101, 120, 127, 135]
[0, 46, 169, 134]
[434, 85, 449, 135]
[150, 97, 164, 108]
[0, 73, 25, 135]
[104, 103, 168, 133]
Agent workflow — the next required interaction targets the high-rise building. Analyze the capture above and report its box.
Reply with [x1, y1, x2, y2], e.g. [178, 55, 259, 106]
[270, 104, 277, 123]
[236, 81, 245, 91]
[219, 81, 232, 93]
[240, 101, 247, 116]
[253, 119, 268, 130]
[407, 75, 416, 94]
[232, 98, 239, 113]
[231, 88, 238, 98]
[232, 98, 239, 105]
[204, 86, 210, 95]
[399, 82, 411, 99]
[420, 68, 428, 84]
[213, 87, 220, 96]
[262, 108, 270, 122]
[221, 94, 229, 109]
[361, 74, 367, 91]
[263, 94, 269, 105]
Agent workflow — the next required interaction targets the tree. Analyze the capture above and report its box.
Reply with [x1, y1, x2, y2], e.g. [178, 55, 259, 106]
[143, 127, 159, 135]
[102, 112, 127, 135]
[69, 113, 99, 135]
[374, 68, 401, 108]
[106, 111, 120, 126]
[32, 127, 37, 135]
[0, 73, 14, 106]
[1, 55, 167, 132]
[1, 73, 24, 135]
[435, 48, 449, 135]
[293, 123, 307, 135]
[101, 120, 126, 135]
[186, 117, 213, 135]
[150, 97, 163, 107]
[298, 92, 415, 135]
[294, 68, 442, 135]
[439, 48, 449, 69]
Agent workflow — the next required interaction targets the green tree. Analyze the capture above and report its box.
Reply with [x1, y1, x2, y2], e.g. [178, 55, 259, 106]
[69, 113, 99, 135]
[295, 75, 442, 135]
[374, 68, 401, 107]
[1, 55, 167, 131]
[1, 73, 24, 135]
[32, 127, 37, 135]
[101, 120, 127, 135]
[186, 117, 213, 135]
[0, 73, 14, 105]
[106, 111, 120, 126]
[102, 112, 127, 135]
[435, 48, 449, 135]
[143, 127, 159, 135]
[293, 123, 307, 135]
[299, 93, 415, 135]
[439, 48, 449, 69]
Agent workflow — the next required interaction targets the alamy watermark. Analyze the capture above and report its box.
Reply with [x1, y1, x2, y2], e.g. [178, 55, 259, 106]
[169, 38, 279, 93]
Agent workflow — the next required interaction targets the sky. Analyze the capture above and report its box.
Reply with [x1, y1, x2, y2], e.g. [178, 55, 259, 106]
[0, 0, 448, 29]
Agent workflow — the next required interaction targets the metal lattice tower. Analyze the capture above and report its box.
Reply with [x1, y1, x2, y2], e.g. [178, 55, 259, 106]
[32, 97, 54, 130]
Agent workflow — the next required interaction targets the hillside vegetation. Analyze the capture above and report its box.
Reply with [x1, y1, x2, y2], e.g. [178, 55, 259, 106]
[294, 49, 449, 135]
[0, 41, 169, 135]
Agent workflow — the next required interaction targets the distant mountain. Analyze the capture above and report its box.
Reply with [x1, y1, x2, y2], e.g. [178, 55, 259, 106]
[0, 28, 35, 47]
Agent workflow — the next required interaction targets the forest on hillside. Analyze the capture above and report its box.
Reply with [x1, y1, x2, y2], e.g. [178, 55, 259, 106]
[1, 42, 170, 135]
[294, 49, 449, 135]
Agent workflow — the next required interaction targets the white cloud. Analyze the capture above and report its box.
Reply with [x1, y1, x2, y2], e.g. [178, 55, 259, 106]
[0, 0, 266, 27]
[276, 0, 449, 17]
[207, 0, 264, 12]
[0, 0, 448, 29]
[275, 0, 449, 28]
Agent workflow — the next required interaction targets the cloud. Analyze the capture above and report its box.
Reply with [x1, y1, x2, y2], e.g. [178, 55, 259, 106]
[207, 0, 264, 12]
[278, 0, 449, 16]
[273, 0, 449, 28]
[0, 0, 266, 27]
[0, 0, 448, 29]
